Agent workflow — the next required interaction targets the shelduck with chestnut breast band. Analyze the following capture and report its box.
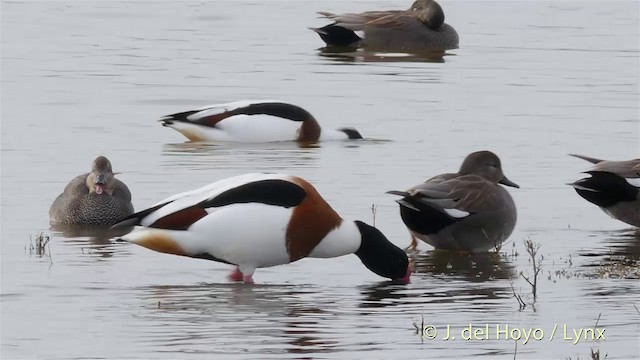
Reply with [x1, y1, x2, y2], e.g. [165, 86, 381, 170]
[112, 173, 411, 284]
[159, 100, 363, 143]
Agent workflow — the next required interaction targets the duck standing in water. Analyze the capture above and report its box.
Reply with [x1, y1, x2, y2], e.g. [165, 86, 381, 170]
[388, 151, 519, 253]
[112, 173, 411, 284]
[568, 154, 640, 228]
[49, 156, 134, 226]
[311, 0, 459, 52]
[159, 100, 363, 143]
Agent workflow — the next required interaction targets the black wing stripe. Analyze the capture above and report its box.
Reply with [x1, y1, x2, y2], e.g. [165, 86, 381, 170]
[229, 102, 313, 122]
[199, 179, 307, 208]
[162, 110, 201, 122]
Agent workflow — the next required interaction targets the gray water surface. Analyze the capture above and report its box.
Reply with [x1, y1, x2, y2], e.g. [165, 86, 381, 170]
[1, 1, 639, 359]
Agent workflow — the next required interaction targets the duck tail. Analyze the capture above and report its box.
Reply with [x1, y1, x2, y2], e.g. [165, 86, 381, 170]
[158, 110, 201, 127]
[567, 182, 597, 192]
[308, 27, 327, 35]
[111, 202, 168, 229]
[569, 154, 604, 164]
[310, 24, 362, 47]
[386, 190, 409, 197]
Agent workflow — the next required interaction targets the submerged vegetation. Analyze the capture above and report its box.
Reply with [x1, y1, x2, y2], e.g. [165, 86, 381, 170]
[26, 232, 50, 256]
[520, 238, 542, 302]
[26, 232, 52, 264]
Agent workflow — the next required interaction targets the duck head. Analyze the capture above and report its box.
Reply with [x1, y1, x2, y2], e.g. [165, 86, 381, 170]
[86, 156, 116, 195]
[409, 0, 445, 30]
[354, 221, 411, 283]
[459, 150, 520, 188]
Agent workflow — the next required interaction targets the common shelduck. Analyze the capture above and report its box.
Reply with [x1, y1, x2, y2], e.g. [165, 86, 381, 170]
[569, 154, 640, 227]
[159, 100, 363, 143]
[387, 151, 519, 253]
[49, 156, 134, 226]
[311, 0, 459, 51]
[112, 173, 410, 283]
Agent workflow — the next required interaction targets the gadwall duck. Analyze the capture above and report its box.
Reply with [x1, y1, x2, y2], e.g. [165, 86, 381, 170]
[112, 173, 411, 284]
[569, 154, 640, 228]
[388, 151, 519, 253]
[49, 156, 134, 226]
[159, 100, 362, 143]
[311, 0, 459, 51]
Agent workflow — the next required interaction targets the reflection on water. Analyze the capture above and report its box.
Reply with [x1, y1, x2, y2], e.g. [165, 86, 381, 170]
[49, 224, 133, 260]
[316, 47, 449, 63]
[578, 229, 640, 279]
[160, 139, 389, 172]
[49, 224, 132, 240]
[161, 142, 321, 171]
[134, 283, 344, 355]
[412, 250, 517, 282]
[358, 281, 413, 309]
[129, 276, 516, 357]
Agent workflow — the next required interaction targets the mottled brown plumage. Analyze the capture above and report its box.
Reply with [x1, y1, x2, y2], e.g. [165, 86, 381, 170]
[49, 156, 134, 226]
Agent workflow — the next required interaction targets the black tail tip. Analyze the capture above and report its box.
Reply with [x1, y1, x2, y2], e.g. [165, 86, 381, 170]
[314, 24, 361, 47]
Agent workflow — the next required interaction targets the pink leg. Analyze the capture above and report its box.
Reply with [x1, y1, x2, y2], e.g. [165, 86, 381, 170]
[241, 266, 255, 284]
[228, 266, 243, 282]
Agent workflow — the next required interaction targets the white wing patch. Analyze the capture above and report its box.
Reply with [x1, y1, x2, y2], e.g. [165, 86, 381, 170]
[625, 177, 640, 188]
[443, 208, 470, 218]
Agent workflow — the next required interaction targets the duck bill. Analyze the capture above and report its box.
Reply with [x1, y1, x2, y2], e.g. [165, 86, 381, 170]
[95, 174, 106, 194]
[499, 176, 519, 188]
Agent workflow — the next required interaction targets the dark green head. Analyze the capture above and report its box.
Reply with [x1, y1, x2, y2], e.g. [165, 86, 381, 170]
[354, 221, 411, 282]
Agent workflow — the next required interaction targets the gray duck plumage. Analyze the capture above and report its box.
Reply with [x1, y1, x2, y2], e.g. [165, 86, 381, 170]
[312, 0, 459, 52]
[568, 154, 640, 228]
[49, 156, 134, 226]
[388, 151, 519, 253]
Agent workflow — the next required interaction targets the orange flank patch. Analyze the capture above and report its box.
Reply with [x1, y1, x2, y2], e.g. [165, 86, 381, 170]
[132, 231, 188, 257]
[151, 207, 208, 230]
[285, 176, 342, 261]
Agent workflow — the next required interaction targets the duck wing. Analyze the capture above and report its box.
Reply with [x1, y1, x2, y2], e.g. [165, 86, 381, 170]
[390, 175, 500, 218]
[159, 100, 313, 129]
[112, 173, 306, 230]
[318, 10, 409, 31]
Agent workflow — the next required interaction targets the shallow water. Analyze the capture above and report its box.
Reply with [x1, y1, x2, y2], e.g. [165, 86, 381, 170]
[1, 1, 639, 359]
